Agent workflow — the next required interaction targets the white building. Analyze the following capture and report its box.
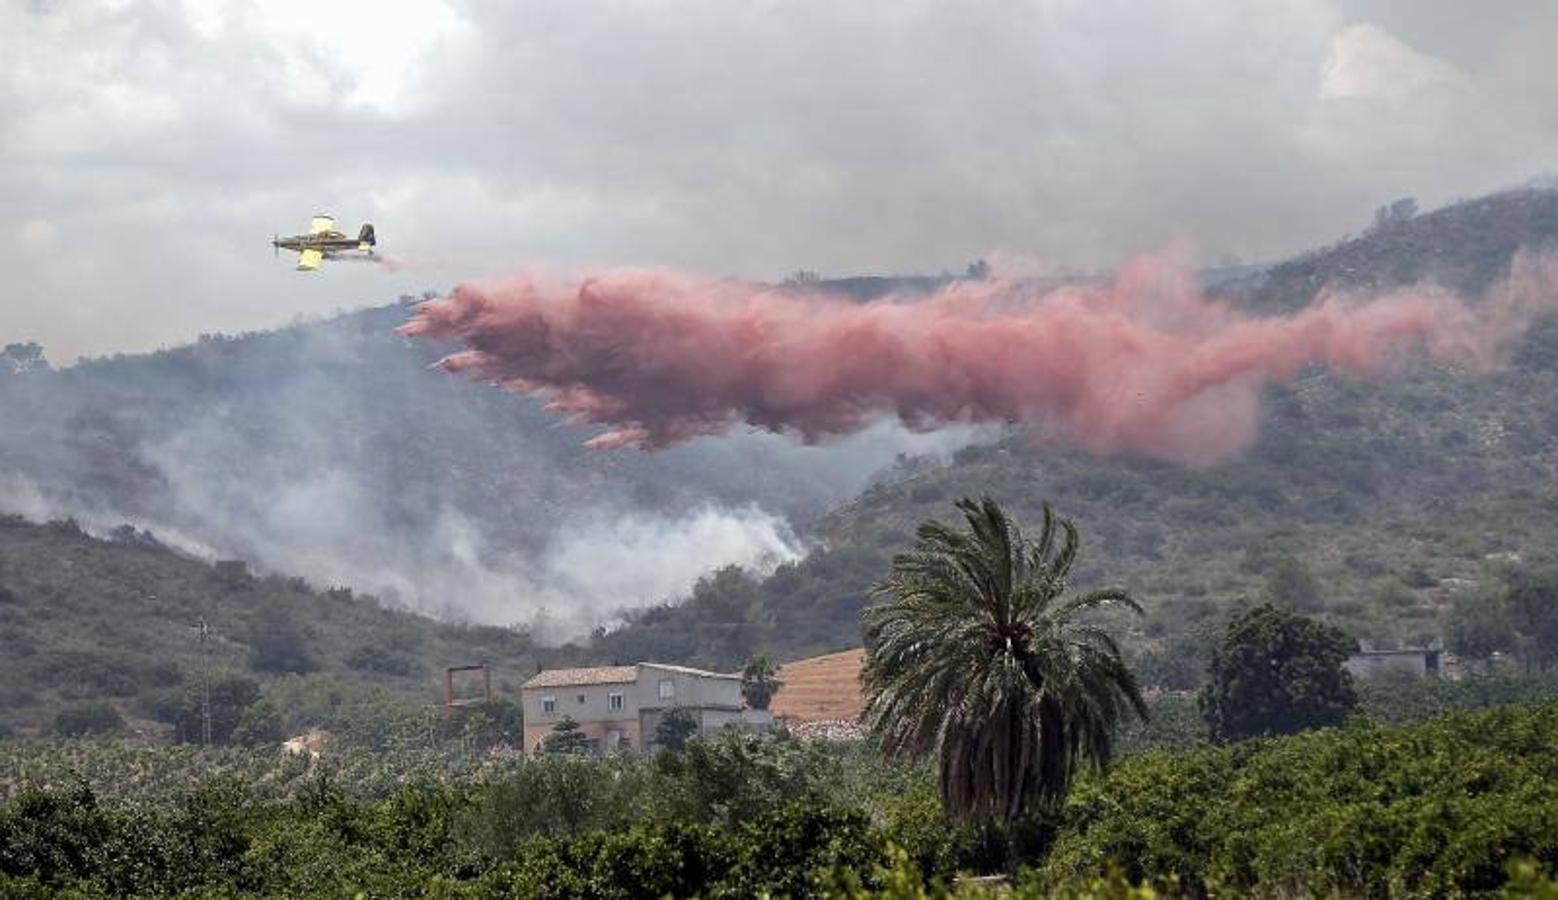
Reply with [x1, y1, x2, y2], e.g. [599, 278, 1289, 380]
[521, 662, 744, 754]
[1345, 648, 1441, 680]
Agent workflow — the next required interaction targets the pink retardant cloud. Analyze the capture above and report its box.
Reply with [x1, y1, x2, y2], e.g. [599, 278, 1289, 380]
[396, 249, 1557, 466]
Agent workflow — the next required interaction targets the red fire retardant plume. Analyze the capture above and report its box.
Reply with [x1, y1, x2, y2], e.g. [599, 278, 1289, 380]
[397, 250, 1557, 465]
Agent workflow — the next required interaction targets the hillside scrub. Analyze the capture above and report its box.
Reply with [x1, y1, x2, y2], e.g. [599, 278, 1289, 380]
[0, 517, 544, 739]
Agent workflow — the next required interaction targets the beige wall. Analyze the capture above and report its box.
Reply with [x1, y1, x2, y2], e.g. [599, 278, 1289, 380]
[635, 665, 742, 711]
[523, 718, 642, 754]
[522, 664, 744, 753]
[523, 680, 638, 728]
[521, 680, 637, 752]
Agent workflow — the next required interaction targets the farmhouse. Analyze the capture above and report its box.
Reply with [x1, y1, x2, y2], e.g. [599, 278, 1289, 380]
[521, 662, 744, 754]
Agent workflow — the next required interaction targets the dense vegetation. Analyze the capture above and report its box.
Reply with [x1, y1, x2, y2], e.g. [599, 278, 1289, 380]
[1043, 702, 1558, 896]
[2, 702, 1555, 896]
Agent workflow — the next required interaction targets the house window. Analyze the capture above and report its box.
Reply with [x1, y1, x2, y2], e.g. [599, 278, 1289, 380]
[577, 693, 586, 704]
[541, 695, 555, 714]
[658, 679, 675, 701]
[609, 692, 624, 711]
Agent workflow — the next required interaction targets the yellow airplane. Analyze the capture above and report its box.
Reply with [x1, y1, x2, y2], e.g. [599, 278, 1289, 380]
[272, 214, 377, 271]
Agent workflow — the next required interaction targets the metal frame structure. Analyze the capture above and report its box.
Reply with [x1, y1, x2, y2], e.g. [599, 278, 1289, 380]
[442, 664, 492, 716]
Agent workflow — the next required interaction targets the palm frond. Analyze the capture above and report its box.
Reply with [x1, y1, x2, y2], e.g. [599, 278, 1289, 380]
[860, 497, 1147, 821]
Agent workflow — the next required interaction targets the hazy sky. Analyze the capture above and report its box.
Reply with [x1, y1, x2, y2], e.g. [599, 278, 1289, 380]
[4, 0, 1557, 362]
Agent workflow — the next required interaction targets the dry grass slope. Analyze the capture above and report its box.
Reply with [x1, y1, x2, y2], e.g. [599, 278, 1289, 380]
[771, 648, 865, 724]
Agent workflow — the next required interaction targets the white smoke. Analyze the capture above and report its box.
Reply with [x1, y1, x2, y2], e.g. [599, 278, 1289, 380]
[0, 304, 995, 641]
[534, 504, 801, 629]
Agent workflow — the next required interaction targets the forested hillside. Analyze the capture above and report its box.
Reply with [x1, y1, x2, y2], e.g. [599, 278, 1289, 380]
[0, 515, 542, 738]
[595, 189, 1558, 675]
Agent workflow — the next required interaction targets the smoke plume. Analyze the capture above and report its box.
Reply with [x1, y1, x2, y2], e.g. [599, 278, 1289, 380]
[398, 250, 1558, 465]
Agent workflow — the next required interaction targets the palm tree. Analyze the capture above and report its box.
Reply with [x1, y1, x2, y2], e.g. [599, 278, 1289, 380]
[862, 497, 1146, 822]
[740, 654, 784, 711]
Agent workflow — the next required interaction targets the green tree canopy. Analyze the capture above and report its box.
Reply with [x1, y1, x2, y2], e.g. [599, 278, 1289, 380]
[152, 675, 264, 745]
[1, 341, 48, 374]
[862, 497, 1146, 822]
[655, 706, 700, 753]
[1199, 603, 1358, 742]
[740, 654, 783, 711]
[1445, 589, 1516, 663]
[539, 715, 591, 755]
[1265, 554, 1323, 611]
[440, 698, 523, 751]
[247, 607, 315, 674]
[53, 702, 123, 737]
[1504, 568, 1558, 673]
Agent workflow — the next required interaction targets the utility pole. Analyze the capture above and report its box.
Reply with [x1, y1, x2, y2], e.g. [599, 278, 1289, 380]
[196, 616, 212, 747]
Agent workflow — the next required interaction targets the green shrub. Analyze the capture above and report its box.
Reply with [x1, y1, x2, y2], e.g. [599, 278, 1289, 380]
[1358, 673, 1558, 724]
[653, 730, 838, 827]
[257, 675, 430, 750]
[654, 706, 699, 753]
[231, 697, 285, 747]
[536, 715, 591, 756]
[1265, 554, 1323, 611]
[466, 754, 648, 855]
[53, 703, 123, 737]
[151, 675, 263, 745]
[1200, 603, 1358, 742]
[345, 644, 419, 677]
[247, 607, 315, 674]
[438, 699, 522, 752]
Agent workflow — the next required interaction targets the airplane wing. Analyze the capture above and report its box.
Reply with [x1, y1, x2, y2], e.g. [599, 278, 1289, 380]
[308, 215, 335, 234]
[296, 249, 324, 271]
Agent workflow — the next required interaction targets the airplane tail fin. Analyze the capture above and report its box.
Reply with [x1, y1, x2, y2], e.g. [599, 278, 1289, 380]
[357, 223, 377, 250]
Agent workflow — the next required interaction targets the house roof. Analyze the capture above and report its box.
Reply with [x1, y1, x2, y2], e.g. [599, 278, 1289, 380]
[521, 661, 738, 689]
[522, 665, 639, 688]
[641, 662, 740, 680]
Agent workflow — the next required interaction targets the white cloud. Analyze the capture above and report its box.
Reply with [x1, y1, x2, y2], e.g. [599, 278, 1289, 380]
[180, 0, 474, 115]
[3, 1, 1558, 361]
